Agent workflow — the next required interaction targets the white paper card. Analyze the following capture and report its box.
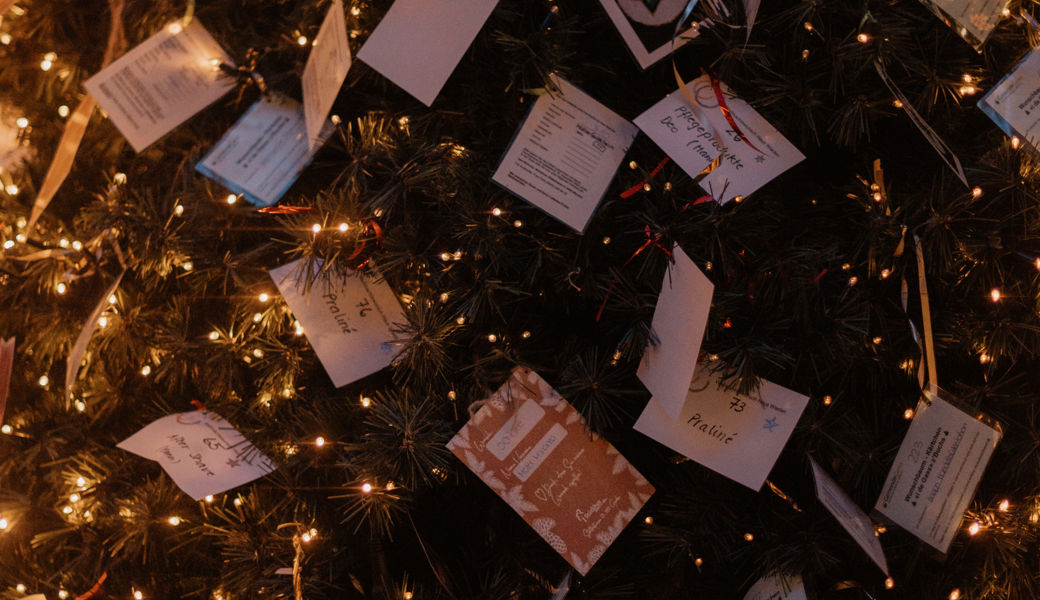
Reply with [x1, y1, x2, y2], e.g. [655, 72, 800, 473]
[492, 76, 639, 232]
[979, 47, 1040, 150]
[874, 392, 1001, 553]
[743, 574, 808, 600]
[117, 410, 276, 500]
[84, 20, 235, 152]
[810, 458, 889, 576]
[636, 245, 713, 420]
[0, 337, 12, 423]
[635, 367, 808, 490]
[634, 75, 804, 203]
[357, 0, 499, 106]
[196, 94, 332, 207]
[598, 0, 703, 69]
[921, 0, 1009, 47]
[302, 0, 351, 149]
[269, 259, 407, 387]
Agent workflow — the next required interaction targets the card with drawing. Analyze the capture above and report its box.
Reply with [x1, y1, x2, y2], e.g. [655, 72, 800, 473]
[598, 0, 703, 69]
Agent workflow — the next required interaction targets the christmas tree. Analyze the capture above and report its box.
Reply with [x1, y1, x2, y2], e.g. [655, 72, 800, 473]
[2, 0, 1039, 598]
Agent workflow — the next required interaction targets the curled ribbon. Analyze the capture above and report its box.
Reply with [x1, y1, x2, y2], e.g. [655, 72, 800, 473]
[701, 67, 763, 154]
[595, 226, 675, 322]
[74, 572, 108, 600]
[258, 205, 313, 214]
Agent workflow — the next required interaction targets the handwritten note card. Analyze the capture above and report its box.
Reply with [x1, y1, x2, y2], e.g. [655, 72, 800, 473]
[635, 367, 808, 490]
[357, 0, 499, 106]
[269, 259, 407, 388]
[197, 94, 332, 207]
[84, 20, 235, 152]
[302, 0, 351, 149]
[492, 76, 639, 232]
[810, 458, 889, 576]
[598, 0, 702, 69]
[874, 391, 1001, 553]
[920, 0, 1009, 48]
[743, 574, 808, 600]
[0, 337, 13, 423]
[634, 75, 804, 203]
[979, 47, 1040, 151]
[636, 245, 713, 421]
[118, 410, 276, 500]
[448, 368, 654, 575]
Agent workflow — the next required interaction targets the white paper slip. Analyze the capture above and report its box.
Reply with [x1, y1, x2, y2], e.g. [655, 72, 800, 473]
[810, 458, 889, 576]
[634, 74, 804, 203]
[874, 391, 1001, 553]
[269, 259, 407, 387]
[979, 47, 1040, 151]
[302, 0, 351, 149]
[635, 367, 808, 491]
[196, 94, 333, 207]
[598, 0, 703, 69]
[84, 20, 235, 152]
[636, 245, 713, 420]
[743, 574, 808, 600]
[919, 0, 1009, 48]
[118, 410, 276, 500]
[357, 0, 499, 106]
[0, 337, 13, 424]
[492, 76, 639, 232]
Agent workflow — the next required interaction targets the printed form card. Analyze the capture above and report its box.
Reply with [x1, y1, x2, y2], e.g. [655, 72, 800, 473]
[447, 367, 654, 575]
[920, 0, 1009, 48]
[598, 0, 703, 69]
[743, 574, 808, 600]
[197, 93, 333, 207]
[810, 458, 889, 576]
[0, 337, 13, 424]
[636, 245, 714, 420]
[874, 391, 1001, 553]
[269, 259, 407, 388]
[118, 410, 276, 500]
[979, 47, 1040, 151]
[492, 76, 639, 232]
[84, 20, 235, 152]
[302, 0, 351, 149]
[634, 75, 804, 203]
[635, 367, 808, 491]
[357, 0, 499, 106]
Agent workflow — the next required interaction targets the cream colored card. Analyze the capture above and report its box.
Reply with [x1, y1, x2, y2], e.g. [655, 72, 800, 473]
[302, 0, 351, 149]
[810, 458, 889, 576]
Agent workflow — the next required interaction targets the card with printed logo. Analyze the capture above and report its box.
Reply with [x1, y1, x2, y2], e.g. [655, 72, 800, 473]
[447, 367, 654, 575]
[979, 47, 1040, 151]
[269, 259, 407, 388]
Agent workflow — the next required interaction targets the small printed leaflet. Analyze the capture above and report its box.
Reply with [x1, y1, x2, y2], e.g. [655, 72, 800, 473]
[874, 390, 1001, 553]
[118, 410, 276, 500]
[492, 75, 639, 232]
[447, 367, 654, 575]
[84, 20, 235, 152]
[810, 458, 889, 576]
[979, 47, 1040, 151]
[302, 0, 351, 149]
[197, 93, 333, 207]
[269, 259, 407, 388]
[357, 0, 499, 106]
[635, 366, 808, 490]
[636, 245, 713, 420]
[598, 0, 703, 69]
[634, 74, 804, 203]
[0, 337, 12, 423]
[919, 0, 1009, 49]
[743, 573, 808, 600]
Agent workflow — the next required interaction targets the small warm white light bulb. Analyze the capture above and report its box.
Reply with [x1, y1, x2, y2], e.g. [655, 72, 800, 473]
[351, 5, 361, 16]
[968, 521, 981, 535]
[2, 240, 14, 250]
[991, 288, 1001, 302]
[140, 365, 152, 376]
[57, 104, 70, 117]
[487, 333, 497, 342]
[182, 261, 194, 272]
[491, 207, 502, 216]
[62, 505, 73, 514]
[361, 482, 373, 493]
[16, 584, 26, 593]
[233, 497, 243, 507]
[0, 34, 11, 45]
[884, 578, 894, 590]
[312, 223, 322, 233]
[40, 58, 53, 71]
[949, 589, 961, 600]
[76, 477, 86, 488]
[456, 316, 466, 325]
[315, 436, 325, 447]
[205, 495, 214, 503]
[134, 590, 144, 600]
[338, 222, 349, 232]
[15, 117, 28, 129]
[209, 331, 220, 340]
[226, 194, 237, 205]
[168, 516, 182, 526]
[113, 172, 127, 185]
[167, 22, 183, 34]
[856, 32, 869, 43]
[297, 35, 308, 46]
[360, 396, 372, 408]
[743, 532, 754, 542]
[74, 400, 86, 412]
[4, 184, 18, 196]
[1012, 136, 1021, 149]
[253, 313, 263, 323]
[174, 204, 184, 216]
[1, 424, 11, 434]
[972, 186, 983, 198]
[258, 292, 270, 303]
[71, 240, 83, 251]
[301, 531, 312, 542]
[0, 517, 8, 529]
[108, 294, 117, 304]
[58, 591, 69, 599]
[69, 493, 80, 503]
[903, 408, 914, 420]
[999, 499, 1010, 512]
[38, 375, 50, 386]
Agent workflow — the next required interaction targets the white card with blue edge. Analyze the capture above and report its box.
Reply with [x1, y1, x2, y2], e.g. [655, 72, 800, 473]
[979, 47, 1040, 150]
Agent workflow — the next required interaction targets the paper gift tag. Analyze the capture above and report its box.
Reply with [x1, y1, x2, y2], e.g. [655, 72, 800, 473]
[636, 245, 713, 420]
[918, 0, 1009, 49]
[0, 337, 12, 424]
[302, 0, 352, 149]
[810, 458, 889, 576]
[635, 367, 808, 490]
[357, 0, 499, 106]
[743, 574, 808, 600]
[874, 390, 1001, 553]
[979, 47, 1040, 151]
[84, 20, 235, 152]
[269, 259, 407, 387]
[634, 75, 804, 203]
[597, 0, 703, 69]
[447, 367, 654, 575]
[118, 410, 276, 500]
[196, 94, 333, 207]
[492, 76, 638, 232]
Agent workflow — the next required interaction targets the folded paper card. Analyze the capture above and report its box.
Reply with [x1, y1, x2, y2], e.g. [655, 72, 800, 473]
[84, 20, 235, 152]
[635, 366, 808, 490]
[269, 259, 407, 387]
[598, 0, 702, 69]
[636, 245, 713, 421]
[492, 76, 639, 232]
[918, 0, 1009, 49]
[979, 47, 1040, 151]
[743, 574, 807, 600]
[874, 390, 1001, 553]
[302, 0, 351, 149]
[810, 457, 889, 576]
[634, 74, 804, 203]
[118, 410, 276, 500]
[448, 367, 654, 575]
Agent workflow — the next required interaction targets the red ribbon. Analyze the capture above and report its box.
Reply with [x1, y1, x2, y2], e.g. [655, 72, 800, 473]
[258, 205, 313, 214]
[190, 399, 207, 411]
[75, 572, 108, 600]
[595, 226, 674, 322]
[620, 157, 671, 199]
[345, 220, 385, 270]
[680, 195, 715, 212]
[702, 68, 763, 155]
